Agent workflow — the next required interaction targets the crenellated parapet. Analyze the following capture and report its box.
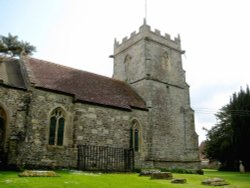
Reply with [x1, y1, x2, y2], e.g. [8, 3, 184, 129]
[114, 19, 181, 55]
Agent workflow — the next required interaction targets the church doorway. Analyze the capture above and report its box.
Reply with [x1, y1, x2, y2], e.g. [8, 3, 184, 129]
[0, 107, 7, 167]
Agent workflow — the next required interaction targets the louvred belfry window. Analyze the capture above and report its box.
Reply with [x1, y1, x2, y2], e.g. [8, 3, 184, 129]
[49, 108, 65, 146]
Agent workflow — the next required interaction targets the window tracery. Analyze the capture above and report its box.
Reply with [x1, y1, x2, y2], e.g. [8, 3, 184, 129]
[49, 108, 65, 146]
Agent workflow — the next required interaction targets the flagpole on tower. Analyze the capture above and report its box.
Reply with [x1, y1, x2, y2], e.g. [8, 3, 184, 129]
[145, 0, 147, 22]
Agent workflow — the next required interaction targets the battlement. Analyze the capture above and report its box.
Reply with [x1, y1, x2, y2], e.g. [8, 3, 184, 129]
[114, 19, 181, 50]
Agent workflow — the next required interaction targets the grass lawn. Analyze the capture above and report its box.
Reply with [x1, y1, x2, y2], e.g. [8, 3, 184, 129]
[0, 169, 249, 188]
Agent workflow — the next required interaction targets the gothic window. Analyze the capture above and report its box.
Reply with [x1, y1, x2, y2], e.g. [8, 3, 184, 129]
[124, 55, 132, 64]
[0, 107, 6, 149]
[0, 118, 4, 139]
[124, 55, 132, 81]
[130, 119, 141, 152]
[49, 108, 65, 146]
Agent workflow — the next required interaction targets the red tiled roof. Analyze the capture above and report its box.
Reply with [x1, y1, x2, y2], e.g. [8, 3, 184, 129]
[24, 57, 146, 110]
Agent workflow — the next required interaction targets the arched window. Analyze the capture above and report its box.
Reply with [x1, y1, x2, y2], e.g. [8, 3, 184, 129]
[49, 108, 65, 146]
[124, 54, 132, 81]
[130, 119, 141, 152]
[0, 107, 6, 150]
[161, 51, 171, 70]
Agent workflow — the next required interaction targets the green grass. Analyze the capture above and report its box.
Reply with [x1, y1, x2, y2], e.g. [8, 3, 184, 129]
[0, 169, 249, 188]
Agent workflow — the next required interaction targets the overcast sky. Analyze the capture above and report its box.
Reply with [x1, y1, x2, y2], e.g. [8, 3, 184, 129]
[1, 0, 250, 143]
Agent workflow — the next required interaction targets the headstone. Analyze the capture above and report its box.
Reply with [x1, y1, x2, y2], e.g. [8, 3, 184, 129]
[139, 169, 161, 176]
[202, 178, 229, 186]
[19, 170, 59, 177]
[239, 160, 245, 173]
[171, 178, 187, 184]
[150, 172, 173, 180]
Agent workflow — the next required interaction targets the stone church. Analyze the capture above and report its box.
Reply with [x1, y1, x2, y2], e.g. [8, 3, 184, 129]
[0, 21, 200, 170]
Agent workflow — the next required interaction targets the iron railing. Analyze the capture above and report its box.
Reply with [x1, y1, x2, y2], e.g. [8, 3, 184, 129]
[77, 145, 134, 172]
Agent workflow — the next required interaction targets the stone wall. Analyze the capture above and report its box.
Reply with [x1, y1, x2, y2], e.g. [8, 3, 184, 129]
[0, 85, 30, 165]
[13, 88, 149, 168]
[113, 39, 146, 83]
[15, 88, 75, 168]
[73, 102, 149, 167]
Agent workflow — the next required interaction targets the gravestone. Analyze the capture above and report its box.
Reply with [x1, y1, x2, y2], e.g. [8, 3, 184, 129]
[139, 169, 161, 176]
[171, 178, 187, 184]
[239, 160, 245, 173]
[150, 172, 173, 180]
[202, 178, 229, 186]
[19, 170, 59, 177]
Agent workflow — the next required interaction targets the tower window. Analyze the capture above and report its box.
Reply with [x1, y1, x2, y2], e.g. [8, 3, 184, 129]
[49, 108, 65, 146]
[162, 51, 171, 70]
[124, 54, 132, 82]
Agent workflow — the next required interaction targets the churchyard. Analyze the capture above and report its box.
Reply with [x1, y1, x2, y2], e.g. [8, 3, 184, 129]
[0, 169, 249, 188]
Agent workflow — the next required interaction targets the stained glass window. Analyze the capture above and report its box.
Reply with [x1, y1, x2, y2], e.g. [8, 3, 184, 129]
[49, 108, 65, 146]
[49, 117, 56, 145]
[57, 118, 65, 146]
[0, 107, 6, 144]
[134, 129, 139, 151]
[130, 120, 141, 152]
[130, 127, 133, 148]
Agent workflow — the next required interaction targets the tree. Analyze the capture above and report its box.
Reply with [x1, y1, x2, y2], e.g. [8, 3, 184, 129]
[0, 33, 36, 58]
[204, 86, 250, 171]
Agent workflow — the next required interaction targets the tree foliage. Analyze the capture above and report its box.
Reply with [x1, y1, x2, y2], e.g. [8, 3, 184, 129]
[0, 33, 36, 58]
[204, 86, 250, 171]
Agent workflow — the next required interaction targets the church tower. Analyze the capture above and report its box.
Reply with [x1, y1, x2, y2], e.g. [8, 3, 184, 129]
[113, 20, 200, 169]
